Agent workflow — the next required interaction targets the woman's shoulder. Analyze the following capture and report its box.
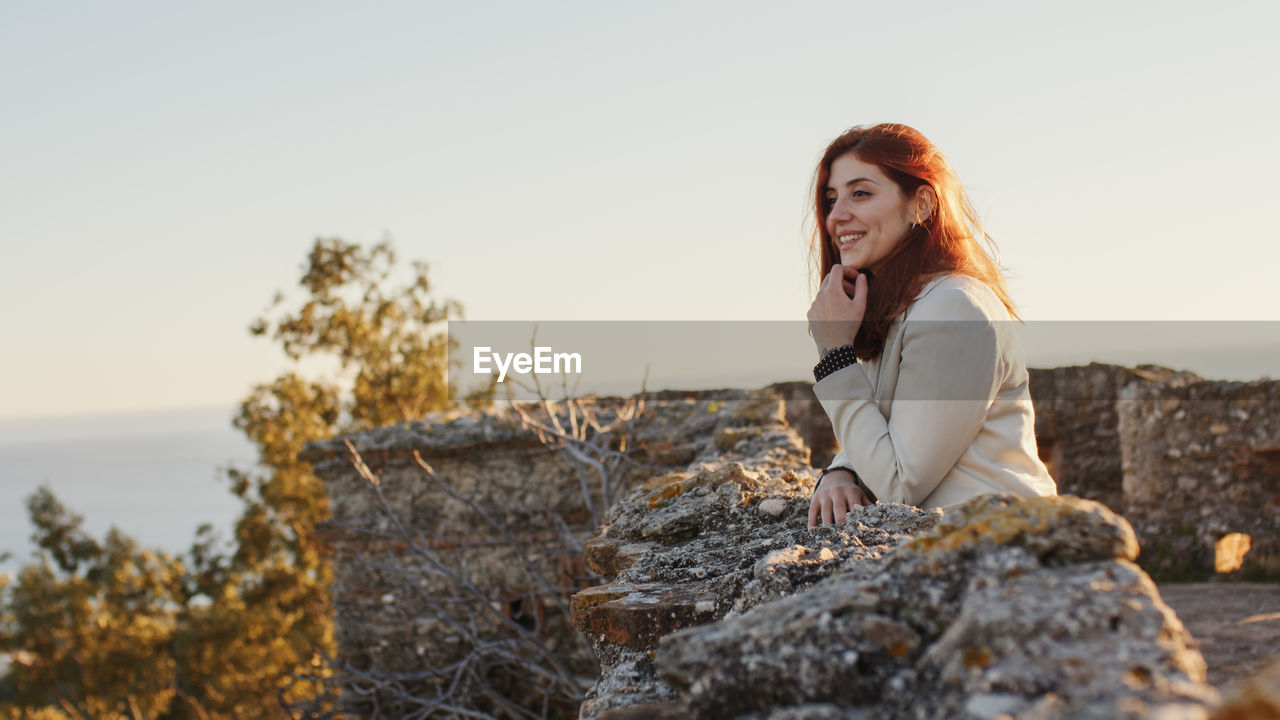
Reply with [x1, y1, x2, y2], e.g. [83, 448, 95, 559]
[907, 273, 1011, 322]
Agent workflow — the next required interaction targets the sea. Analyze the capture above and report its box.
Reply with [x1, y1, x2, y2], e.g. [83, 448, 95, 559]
[0, 407, 258, 576]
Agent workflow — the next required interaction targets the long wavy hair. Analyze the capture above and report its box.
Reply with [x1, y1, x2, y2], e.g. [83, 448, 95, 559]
[810, 123, 1017, 360]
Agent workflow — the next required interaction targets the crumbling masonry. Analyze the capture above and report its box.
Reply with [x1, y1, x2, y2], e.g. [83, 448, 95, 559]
[306, 363, 1280, 718]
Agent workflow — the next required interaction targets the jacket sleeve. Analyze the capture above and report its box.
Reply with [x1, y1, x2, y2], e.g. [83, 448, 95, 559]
[813, 286, 1004, 506]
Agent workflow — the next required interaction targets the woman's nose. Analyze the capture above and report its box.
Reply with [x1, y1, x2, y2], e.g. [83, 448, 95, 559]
[828, 199, 852, 223]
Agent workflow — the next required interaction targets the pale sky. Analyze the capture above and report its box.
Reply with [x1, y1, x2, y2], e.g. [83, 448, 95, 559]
[2, 1, 1278, 419]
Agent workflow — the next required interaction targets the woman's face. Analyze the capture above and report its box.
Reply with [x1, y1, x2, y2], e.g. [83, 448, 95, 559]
[823, 152, 918, 273]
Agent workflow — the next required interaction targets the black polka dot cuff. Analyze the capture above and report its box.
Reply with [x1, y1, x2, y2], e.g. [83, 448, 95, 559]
[813, 344, 858, 382]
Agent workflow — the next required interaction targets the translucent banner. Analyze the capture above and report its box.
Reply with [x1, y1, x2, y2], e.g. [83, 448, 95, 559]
[447, 321, 1280, 402]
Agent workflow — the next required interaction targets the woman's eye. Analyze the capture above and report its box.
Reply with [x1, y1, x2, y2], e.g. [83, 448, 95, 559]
[852, 190, 871, 197]
[823, 196, 836, 208]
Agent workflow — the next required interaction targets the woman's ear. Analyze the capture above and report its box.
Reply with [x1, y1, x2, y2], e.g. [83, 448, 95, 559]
[915, 186, 938, 222]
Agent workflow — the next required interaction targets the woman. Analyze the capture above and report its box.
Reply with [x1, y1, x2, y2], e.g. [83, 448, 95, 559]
[805, 123, 1055, 527]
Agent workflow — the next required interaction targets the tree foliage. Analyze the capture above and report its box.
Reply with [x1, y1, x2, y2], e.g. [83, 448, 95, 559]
[1, 238, 476, 718]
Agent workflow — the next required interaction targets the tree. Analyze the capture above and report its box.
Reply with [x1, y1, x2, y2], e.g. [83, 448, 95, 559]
[0, 489, 185, 720]
[0, 237, 474, 718]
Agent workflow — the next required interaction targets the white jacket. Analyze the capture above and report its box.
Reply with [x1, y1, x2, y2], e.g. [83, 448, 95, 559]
[815, 274, 1056, 509]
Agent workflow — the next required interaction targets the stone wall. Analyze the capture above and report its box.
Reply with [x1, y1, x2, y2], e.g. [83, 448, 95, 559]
[1118, 377, 1280, 581]
[311, 364, 1280, 716]
[304, 389, 807, 717]
[1027, 364, 1153, 513]
[305, 408, 604, 717]
[571, 441, 1220, 719]
[1025, 363, 1279, 581]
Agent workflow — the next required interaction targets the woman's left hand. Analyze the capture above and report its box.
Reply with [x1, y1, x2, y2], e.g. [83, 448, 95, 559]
[807, 264, 867, 356]
[807, 469, 873, 527]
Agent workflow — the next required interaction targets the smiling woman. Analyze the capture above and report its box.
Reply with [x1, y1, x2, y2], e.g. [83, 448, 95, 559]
[804, 123, 1056, 526]
[822, 153, 933, 274]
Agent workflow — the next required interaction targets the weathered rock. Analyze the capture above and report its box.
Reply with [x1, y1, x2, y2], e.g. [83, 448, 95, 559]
[902, 494, 1140, 566]
[572, 581, 721, 650]
[647, 494, 1218, 720]
[573, 471, 939, 651]
[572, 457, 938, 719]
[577, 646, 681, 720]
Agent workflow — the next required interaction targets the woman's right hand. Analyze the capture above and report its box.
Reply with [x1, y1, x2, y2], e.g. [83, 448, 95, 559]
[808, 469, 872, 527]
[807, 265, 867, 357]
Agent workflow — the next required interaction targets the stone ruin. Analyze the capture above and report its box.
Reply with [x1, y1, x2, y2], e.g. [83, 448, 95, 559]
[577, 479, 1216, 719]
[305, 363, 1280, 718]
[1117, 374, 1280, 581]
[304, 390, 802, 717]
[1027, 364, 1279, 580]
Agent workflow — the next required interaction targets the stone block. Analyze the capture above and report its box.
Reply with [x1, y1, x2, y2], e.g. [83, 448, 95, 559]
[1119, 377, 1280, 581]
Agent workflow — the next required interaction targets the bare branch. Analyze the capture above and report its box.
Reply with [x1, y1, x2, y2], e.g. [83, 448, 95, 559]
[315, 370, 656, 717]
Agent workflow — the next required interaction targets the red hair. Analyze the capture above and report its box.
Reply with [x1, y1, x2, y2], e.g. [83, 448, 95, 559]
[810, 123, 1017, 360]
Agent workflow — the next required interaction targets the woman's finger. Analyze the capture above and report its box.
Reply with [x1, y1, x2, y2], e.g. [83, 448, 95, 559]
[821, 266, 842, 294]
[844, 487, 865, 510]
[821, 495, 834, 525]
[841, 274, 858, 297]
[823, 268, 856, 304]
[851, 272, 868, 309]
[808, 495, 820, 528]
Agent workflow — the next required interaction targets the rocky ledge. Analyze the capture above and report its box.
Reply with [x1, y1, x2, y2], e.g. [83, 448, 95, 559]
[573, 472, 1222, 719]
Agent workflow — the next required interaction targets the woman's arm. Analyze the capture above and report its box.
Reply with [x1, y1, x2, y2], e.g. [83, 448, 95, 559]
[814, 283, 1005, 506]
